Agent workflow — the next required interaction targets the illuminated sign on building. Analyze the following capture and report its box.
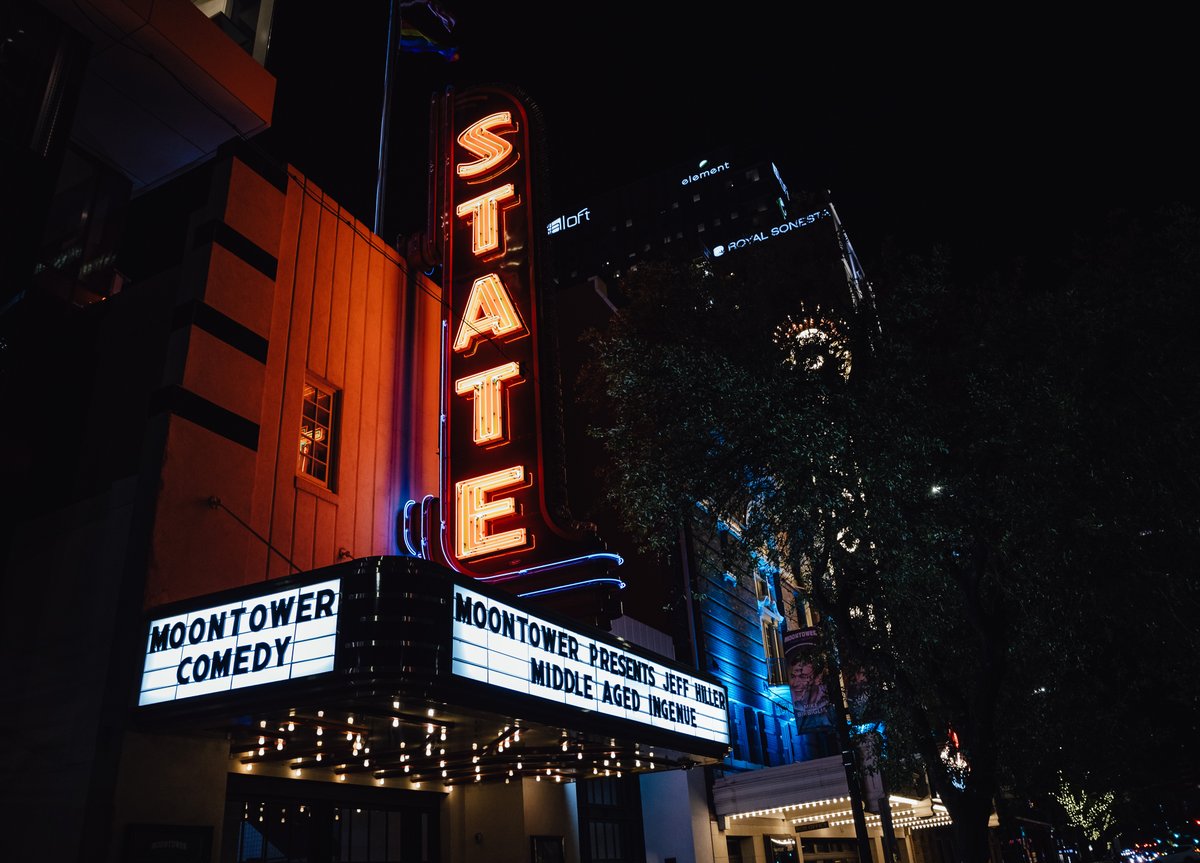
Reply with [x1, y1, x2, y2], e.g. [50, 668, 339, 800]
[547, 207, 590, 235]
[138, 579, 340, 705]
[680, 159, 730, 186]
[711, 208, 831, 257]
[439, 86, 619, 585]
[451, 586, 730, 745]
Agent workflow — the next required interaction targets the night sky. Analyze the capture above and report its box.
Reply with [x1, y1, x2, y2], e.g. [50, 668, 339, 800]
[264, 6, 1197, 276]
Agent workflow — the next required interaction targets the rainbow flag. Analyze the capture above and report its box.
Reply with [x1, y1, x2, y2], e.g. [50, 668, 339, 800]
[398, 24, 459, 60]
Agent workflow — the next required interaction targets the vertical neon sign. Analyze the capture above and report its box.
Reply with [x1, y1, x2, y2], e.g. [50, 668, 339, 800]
[438, 86, 621, 589]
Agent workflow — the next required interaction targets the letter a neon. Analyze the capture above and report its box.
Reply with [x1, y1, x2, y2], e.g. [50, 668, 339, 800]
[453, 273, 525, 354]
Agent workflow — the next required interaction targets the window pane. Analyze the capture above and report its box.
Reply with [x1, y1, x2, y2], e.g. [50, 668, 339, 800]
[299, 380, 337, 488]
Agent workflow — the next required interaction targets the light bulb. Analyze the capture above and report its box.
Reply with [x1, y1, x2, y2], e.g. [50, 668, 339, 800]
[316, 727, 323, 736]
[287, 722, 295, 732]
[392, 718, 399, 728]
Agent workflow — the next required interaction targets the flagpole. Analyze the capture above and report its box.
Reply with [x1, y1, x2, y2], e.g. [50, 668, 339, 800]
[374, 0, 399, 237]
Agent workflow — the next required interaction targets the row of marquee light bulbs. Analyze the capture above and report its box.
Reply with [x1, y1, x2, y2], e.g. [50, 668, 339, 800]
[728, 797, 954, 833]
[235, 703, 664, 787]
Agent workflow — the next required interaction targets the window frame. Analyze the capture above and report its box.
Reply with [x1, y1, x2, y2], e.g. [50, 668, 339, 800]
[298, 376, 340, 491]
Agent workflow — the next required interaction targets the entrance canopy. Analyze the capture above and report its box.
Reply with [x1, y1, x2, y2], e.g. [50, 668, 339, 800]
[134, 557, 730, 787]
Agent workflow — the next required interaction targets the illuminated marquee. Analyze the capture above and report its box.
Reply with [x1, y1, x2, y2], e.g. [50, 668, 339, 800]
[441, 86, 616, 583]
[138, 579, 340, 705]
[452, 586, 730, 745]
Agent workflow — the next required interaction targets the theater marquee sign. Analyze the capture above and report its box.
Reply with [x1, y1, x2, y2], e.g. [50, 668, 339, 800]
[139, 579, 340, 705]
[452, 585, 730, 746]
[134, 558, 727, 755]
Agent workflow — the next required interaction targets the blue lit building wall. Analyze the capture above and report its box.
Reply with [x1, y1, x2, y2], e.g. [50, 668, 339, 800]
[685, 515, 801, 771]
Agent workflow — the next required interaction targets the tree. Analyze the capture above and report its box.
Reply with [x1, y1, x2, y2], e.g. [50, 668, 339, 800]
[578, 206, 1200, 863]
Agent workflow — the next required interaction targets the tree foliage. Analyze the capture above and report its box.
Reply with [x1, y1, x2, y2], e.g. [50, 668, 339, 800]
[580, 206, 1200, 861]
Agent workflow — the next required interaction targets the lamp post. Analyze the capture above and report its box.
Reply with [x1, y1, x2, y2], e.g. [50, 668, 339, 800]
[822, 617, 876, 863]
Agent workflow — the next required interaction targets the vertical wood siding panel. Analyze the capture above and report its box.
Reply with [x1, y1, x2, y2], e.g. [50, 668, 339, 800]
[334, 224, 370, 558]
[246, 171, 303, 584]
[374, 256, 403, 554]
[314, 497, 338, 566]
[354, 242, 385, 558]
[372, 255, 401, 555]
[326, 208, 354, 389]
[308, 201, 338, 381]
[292, 489, 317, 572]
[268, 181, 321, 579]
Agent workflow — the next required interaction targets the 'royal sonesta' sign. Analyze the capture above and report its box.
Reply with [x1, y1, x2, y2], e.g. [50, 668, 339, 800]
[441, 86, 611, 583]
[451, 585, 730, 746]
[138, 579, 340, 705]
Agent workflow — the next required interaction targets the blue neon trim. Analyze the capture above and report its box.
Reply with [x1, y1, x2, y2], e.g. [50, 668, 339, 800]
[475, 552, 625, 583]
[401, 499, 420, 556]
[517, 577, 627, 598]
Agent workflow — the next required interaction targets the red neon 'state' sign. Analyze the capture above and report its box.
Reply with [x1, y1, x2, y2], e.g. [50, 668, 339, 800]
[442, 87, 588, 581]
